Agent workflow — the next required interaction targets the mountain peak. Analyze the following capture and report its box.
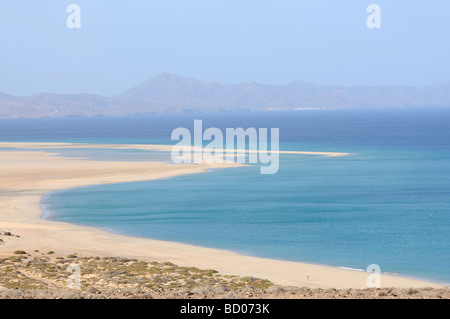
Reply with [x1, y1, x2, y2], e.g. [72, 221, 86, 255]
[3, 74, 449, 119]
[118, 73, 207, 100]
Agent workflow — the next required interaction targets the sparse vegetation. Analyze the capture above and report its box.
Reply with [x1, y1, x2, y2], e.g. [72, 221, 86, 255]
[0, 250, 448, 299]
[0, 250, 275, 297]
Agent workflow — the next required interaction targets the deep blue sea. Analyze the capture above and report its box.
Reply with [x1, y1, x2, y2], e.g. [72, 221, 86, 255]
[1, 109, 449, 284]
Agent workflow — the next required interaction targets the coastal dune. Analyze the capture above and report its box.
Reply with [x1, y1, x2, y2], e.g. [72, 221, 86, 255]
[0, 143, 443, 289]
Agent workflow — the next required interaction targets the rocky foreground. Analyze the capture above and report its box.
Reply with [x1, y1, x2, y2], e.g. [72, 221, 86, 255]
[0, 250, 448, 299]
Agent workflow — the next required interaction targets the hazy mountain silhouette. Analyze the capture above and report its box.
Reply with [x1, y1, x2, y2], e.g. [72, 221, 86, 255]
[1, 73, 449, 118]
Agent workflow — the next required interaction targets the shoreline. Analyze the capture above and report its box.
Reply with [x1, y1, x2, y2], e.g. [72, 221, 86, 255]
[40, 187, 449, 287]
[0, 142, 446, 289]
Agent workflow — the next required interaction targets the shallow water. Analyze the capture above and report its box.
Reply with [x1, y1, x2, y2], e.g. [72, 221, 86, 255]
[1, 109, 449, 284]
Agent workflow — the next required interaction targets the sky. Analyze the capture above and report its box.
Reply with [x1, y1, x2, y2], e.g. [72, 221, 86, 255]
[1, 0, 449, 96]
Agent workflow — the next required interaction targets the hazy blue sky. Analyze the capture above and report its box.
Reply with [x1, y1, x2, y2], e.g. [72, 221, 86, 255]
[1, 0, 449, 96]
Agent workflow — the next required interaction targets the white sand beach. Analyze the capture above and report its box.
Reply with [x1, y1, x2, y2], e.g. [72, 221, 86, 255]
[0, 142, 443, 289]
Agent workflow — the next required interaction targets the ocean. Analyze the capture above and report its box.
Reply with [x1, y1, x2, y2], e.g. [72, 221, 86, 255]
[1, 108, 449, 284]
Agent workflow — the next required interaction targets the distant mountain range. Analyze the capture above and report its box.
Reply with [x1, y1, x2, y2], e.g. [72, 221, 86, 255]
[1, 73, 449, 118]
